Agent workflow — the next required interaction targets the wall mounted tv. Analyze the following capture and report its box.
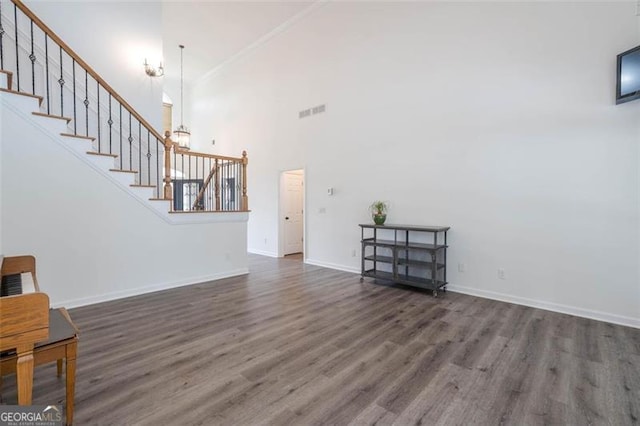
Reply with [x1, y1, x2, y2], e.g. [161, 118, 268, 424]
[616, 44, 640, 105]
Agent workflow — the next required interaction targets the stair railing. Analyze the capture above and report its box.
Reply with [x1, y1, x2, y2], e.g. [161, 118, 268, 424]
[163, 132, 248, 212]
[0, 0, 248, 212]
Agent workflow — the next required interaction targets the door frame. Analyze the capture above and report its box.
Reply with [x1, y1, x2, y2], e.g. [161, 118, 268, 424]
[278, 168, 306, 259]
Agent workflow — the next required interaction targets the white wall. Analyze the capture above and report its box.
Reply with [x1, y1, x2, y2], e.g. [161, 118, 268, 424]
[191, 2, 640, 327]
[25, 1, 163, 130]
[1, 95, 248, 307]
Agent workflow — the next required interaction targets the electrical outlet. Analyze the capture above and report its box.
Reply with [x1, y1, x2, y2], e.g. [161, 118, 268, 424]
[351, 249, 357, 257]
[264, 238, 268, 245]
[498, 268, 506, 280]
[458, 263, 466, 273]
[225, 252, 231, 261]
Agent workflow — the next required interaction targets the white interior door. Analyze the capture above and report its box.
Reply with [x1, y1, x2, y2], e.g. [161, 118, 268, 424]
[283, 171, 304, 255]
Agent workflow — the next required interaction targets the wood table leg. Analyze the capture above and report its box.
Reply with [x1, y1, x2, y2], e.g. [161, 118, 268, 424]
[16, 344, 35, 405]
[57, 359, 63, 377]
[65, 341, 77, 426]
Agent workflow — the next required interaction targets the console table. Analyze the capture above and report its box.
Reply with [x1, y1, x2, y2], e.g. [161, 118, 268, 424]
[359, 223, 450, 297]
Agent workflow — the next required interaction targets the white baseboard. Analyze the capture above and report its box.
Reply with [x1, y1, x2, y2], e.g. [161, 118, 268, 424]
[248, 248, 279, 258]
[304, 258, 360, 274]
[447, 284, 640, 330]
[53, 268, 249, 309]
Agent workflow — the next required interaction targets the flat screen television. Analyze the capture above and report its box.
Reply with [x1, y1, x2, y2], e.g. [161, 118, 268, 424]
[616, 44, 640, 105]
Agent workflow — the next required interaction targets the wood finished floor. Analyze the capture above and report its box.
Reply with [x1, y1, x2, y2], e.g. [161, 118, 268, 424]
[2, 254, 639, 425]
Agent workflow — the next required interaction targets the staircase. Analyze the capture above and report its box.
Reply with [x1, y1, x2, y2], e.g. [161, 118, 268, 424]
[0, 0, 249, 224]
[0, 0, 250, 307]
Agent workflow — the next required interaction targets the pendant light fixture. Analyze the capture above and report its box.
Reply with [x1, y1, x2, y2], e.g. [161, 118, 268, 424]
[173, 44, 190, 150]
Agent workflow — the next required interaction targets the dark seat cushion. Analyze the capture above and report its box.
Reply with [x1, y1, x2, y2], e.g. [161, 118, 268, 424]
[36, 308, 77, 348]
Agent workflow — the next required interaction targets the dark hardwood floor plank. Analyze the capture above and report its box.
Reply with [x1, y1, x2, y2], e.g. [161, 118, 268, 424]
[623, 326, 640, 356]
[444, 334, 518, 425]
[375, 338, 459, 414]
[348, 403, 397, 426]
[387, 305, 449, 346]
[479, 314, 553, 424]
[575, 316, 604, 363]
[451, 314, 503, 370]
[597, 322, 640, 425]
[390, 361, 471, 426]
[498, 303, 535, 340]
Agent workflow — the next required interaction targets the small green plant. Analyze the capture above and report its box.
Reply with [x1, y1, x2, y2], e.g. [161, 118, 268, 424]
[370, 201, 388, 215]
[370, 201, 388, 225]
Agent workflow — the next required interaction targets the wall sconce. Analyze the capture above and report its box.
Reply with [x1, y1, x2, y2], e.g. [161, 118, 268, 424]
[144, 59, 164, 77]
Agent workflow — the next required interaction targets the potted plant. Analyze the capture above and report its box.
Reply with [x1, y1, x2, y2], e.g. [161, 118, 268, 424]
[370, 201, 388, 225]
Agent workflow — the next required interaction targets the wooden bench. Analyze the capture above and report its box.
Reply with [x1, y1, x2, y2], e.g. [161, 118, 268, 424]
[1, 308, 78, 425]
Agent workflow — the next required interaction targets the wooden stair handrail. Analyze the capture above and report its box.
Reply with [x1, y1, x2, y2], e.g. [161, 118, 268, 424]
[173, 147, 244, 163]
[11, 0, 165, 143]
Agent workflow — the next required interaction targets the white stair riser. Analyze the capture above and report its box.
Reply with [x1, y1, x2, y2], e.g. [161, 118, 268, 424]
[147, 200, 173, 216]
[0, 92, 40, 112]
[0, 73, 9, 90]
[84, 154, 117, 171]
[29, 116, 68, 134]
[108, 171, 137, 187]
[129, 187, 156, 201]
[60, 137, 94, 156]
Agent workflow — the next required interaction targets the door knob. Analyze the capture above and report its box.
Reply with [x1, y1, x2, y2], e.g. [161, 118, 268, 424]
[285, 217, 290, 220]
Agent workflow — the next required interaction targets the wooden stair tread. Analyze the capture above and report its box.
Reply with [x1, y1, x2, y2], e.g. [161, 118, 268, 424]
[109, 169, 138, 174]
[32, 112, 72, 123]
[87, 151, 117, 158]
[60, 133, 95, 141]
[0, 88, 43, 104]
[130, 184, 156, 188]
[149, 198, 170, 201]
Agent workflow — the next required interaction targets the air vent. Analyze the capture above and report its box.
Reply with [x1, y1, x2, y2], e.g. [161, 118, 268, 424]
[299, 109, 311, 119]
[299, 104, 326, 119]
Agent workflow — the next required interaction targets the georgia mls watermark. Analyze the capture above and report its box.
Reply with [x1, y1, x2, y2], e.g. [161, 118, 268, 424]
[0, 405, 62, 426]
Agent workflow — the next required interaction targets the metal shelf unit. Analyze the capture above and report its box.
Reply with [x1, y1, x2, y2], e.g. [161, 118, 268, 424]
[359, 223, 450, 297]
